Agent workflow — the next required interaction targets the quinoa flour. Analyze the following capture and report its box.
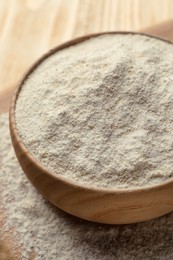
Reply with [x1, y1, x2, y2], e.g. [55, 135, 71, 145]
[15, 33, 173, 189]
[1, 113, 173, 259]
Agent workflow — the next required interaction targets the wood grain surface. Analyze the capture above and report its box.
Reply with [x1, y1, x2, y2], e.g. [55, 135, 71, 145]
[1, 0, 173, 112]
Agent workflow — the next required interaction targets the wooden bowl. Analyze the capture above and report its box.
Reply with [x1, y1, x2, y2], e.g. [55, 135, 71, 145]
[9, 32, 173, 224]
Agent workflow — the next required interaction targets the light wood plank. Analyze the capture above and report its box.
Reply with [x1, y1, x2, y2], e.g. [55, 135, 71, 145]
[0, 0, 173, 102]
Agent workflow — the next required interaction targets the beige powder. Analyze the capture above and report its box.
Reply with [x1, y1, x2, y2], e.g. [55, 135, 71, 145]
[1, 113, 173, 259]
[15, 33, 173, 189]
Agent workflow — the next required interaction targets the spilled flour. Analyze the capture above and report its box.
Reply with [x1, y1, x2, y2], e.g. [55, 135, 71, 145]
[15, 33, 173, 188]
[1, 113, 173, 259]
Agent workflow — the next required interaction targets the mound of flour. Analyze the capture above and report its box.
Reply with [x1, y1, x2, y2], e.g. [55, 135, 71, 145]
[15, 34, 173, 188]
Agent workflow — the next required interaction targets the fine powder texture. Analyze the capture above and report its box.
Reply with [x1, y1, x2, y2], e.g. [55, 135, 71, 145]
[1, 114, 173, 260]
[15, 34, 173, 189]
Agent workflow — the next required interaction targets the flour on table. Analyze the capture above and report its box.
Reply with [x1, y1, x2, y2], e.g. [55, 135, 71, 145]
[1, 113, 173, 259]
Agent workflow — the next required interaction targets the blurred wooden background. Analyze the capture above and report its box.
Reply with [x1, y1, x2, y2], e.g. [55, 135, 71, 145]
[0, 0, 173, 112]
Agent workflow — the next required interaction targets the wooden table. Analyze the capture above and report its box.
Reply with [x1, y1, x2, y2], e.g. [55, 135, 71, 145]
[1, 0, 173, 258]
[1, 0, 173, 112]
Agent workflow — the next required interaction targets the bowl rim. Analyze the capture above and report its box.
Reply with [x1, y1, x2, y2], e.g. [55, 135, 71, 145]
[9, 31, 173, 194]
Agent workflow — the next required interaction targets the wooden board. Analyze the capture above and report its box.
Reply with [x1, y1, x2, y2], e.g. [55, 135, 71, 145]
[1, 0, 173, 258]
[1, 0, 173, 112]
